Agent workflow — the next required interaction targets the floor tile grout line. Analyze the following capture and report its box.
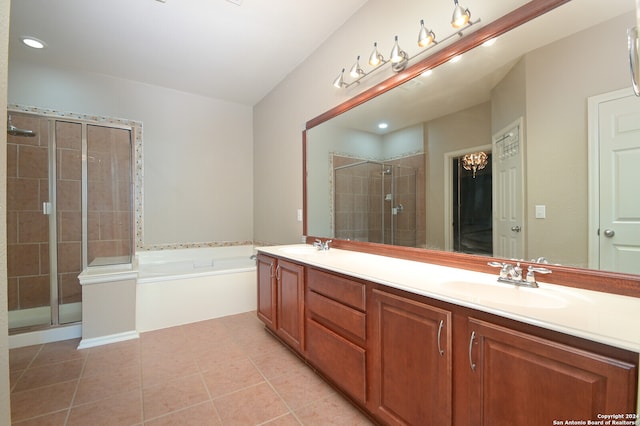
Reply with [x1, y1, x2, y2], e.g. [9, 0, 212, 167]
[63, 349, 89, 426]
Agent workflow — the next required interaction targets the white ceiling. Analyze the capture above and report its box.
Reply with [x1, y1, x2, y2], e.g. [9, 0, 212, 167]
[8, 0, 369, 106]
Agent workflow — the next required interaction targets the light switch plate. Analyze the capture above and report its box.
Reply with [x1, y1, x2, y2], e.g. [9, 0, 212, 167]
[535, 205, 546, 219]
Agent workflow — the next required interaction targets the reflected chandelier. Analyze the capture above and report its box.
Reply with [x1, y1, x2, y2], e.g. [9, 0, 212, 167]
[462, 152, 488, 178]
[333, 0, 477, 89]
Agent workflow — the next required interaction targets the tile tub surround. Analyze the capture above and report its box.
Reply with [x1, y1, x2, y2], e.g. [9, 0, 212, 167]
[260, 245, 640, 353]
[9, 312, 374, 425]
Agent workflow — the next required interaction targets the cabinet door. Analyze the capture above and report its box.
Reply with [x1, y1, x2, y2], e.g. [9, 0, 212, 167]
[276, 259, 305, 353]
[369, 289, 452, 425]
[256, 254, 277, 330]
[467, 318, 637, 425]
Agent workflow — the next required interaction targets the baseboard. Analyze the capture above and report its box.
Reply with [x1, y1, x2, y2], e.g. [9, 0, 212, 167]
[77, 330, 140, 350]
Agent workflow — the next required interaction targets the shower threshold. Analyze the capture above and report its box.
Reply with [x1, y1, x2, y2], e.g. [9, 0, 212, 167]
[9, 302, 82, 331]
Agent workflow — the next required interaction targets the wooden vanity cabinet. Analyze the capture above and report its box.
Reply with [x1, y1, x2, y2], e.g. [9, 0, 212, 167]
[368, 287, 452, 425]
[305, 268, 368, 404]
[256, 254, 305, 354]
[257, 255, 639, 425]
[256, 254, 277, 331]
[465, 317, 638, 425]
[275, 258, 305, 353]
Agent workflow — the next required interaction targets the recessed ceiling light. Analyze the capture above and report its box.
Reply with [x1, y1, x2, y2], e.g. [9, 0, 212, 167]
[378, 122, 388, 129]
[21, 37, 46, 49]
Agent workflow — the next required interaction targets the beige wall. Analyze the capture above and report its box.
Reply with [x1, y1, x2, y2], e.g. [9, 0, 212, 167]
[424, 102, 492, 249]
[8, 62, 254, 247]
[524, 12, 632, 267]
[1, 0, 11, 422]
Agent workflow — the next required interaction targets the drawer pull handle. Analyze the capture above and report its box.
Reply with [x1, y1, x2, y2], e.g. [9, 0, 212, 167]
[468, 331, 476, 371]
[437, 319, 445, 356]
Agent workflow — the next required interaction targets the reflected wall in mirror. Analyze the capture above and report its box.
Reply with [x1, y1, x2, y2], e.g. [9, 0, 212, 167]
[306, 0, 640, 275]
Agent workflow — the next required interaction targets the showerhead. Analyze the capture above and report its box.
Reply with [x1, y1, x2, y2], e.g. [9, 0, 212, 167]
[7, 115, 36, 137]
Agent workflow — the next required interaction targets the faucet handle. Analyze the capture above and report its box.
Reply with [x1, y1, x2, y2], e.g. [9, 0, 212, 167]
[488, 261, 510, 279]
[526, 265, 552, 285]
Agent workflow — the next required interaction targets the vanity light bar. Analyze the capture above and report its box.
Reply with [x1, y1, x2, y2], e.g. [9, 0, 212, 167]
[334, 18, 480, 89]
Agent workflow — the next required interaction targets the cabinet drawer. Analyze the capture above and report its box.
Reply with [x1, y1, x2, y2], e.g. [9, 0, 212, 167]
[306, 318, 367, 404]
[307, 268, 366, 311]
[307, 289, 366, 342]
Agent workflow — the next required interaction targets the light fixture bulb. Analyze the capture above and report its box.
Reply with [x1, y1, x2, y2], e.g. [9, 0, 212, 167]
[333, 68, 345, 89]
[368, 42, 384, 67]
[390, 36, 407, 64]
[349, 55, 365, 79]
[417, 20, 435, 48]
[451, 0, 471, 29]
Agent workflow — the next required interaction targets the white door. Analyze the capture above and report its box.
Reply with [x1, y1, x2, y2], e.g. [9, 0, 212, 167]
[598, 94, 640, 274]
[492, 119, 524, 260]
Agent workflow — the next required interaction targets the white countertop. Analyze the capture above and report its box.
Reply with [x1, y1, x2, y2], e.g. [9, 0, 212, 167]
[259, 244, 640, 353]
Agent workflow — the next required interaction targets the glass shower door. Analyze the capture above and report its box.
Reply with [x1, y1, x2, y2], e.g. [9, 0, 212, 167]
[7, 114, 52, 329]
[55, 121, 83, 325]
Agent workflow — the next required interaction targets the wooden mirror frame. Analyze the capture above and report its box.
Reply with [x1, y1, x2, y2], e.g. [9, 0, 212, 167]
[303, 0, 640, 298]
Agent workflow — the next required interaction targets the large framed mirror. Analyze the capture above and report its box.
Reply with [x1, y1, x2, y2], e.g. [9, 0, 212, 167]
[304, 0, 640, 296]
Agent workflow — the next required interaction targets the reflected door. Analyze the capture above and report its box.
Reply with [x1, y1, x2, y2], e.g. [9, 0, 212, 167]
[492, 120, 524, 260]
[598, 94, 640, 274]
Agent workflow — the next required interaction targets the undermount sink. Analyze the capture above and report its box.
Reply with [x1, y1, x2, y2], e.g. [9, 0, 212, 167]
[436, 280, 568, 309]
[279, 245, 321, 255]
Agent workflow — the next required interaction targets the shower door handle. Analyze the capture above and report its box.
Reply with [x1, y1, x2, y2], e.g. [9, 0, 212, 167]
[42, 202, 52, 215]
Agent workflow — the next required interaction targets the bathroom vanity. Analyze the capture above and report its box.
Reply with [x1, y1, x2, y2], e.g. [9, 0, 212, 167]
[256, 245, 639, 425]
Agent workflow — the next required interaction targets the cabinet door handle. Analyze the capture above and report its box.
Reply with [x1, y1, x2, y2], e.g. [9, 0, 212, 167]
[468, 331, 476, 371]
[275, 265, 281, 280]
[437, 319, 445, 356]
[269, 263, 275, 278]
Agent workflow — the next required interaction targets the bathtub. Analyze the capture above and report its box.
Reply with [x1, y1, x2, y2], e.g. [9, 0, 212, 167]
[136, 245, 257, 332]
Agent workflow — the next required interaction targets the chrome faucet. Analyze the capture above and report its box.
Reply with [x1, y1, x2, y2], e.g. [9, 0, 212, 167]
[313, 239, 332, 251]
[488, 261, 551, 288]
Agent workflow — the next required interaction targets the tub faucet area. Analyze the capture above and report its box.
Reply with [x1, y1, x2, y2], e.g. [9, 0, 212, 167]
[488, 261, 551, 288]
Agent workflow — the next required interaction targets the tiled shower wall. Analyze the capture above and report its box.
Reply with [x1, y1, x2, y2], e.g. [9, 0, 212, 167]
[333, 154, 426, 247]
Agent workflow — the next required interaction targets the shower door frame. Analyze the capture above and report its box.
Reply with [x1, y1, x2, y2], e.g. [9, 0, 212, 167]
[8, 105, 143, 330]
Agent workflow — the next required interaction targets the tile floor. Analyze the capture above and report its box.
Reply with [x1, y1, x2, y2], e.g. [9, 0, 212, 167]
[9, 311, 375, 425]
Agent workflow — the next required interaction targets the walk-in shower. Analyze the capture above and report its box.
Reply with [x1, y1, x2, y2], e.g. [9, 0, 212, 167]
[334, 160, 419, 246]
[6, 110, 136, 332]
